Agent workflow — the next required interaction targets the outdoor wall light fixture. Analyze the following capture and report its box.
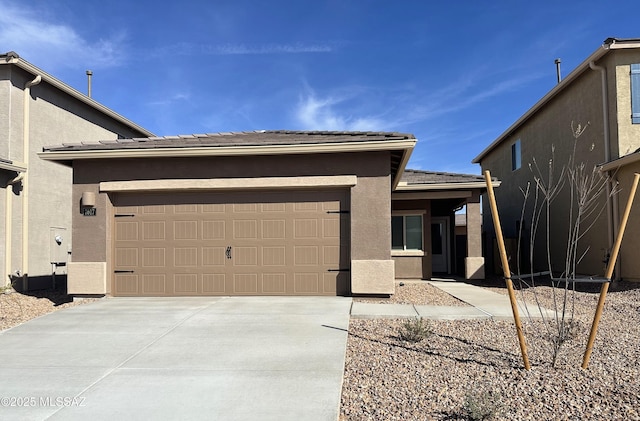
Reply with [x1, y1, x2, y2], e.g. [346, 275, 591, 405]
[81, 191, 96, 208]
[81, 192, 97, 216]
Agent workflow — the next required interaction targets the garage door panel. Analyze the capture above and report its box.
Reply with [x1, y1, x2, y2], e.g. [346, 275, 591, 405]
[294, 219, 318, 238]
[262, 203, 286, 212]
[115, 248, 138, 267]
[142, 274, 166, 294]
[294, 246, 319, 265]
[202, 247, 226, 266]
[142, 248, 165, 267]
[142, 205, 166, 214]
[115, 274, 139, 295]
[116, 221, 139, 241]
[174, 248, 198, 266]
[262, 247, 286, 266]
[234, 274, 258, 293]
[294, 273, 319, 294]
[175, 204, 197, 214]
[202, 220, 225, 240]
[233, 247, 257, 266]
[262, 220, 286, 239]
[174, 220, 198, 240]
[262, 274, 286, 294]
[141, 221, 165, 241]
[174, 274, 198, 294]
[113, 190, 349, 296]
[233, 220, 258, 239]
[202, 274, 226, 293]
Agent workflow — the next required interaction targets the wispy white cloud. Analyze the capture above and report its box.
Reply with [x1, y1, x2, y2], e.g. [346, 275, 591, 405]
[294, 89, 392, 131]
[149, 42, 333, 59]
[147, 92, 191, 107]
[0, 0, 126, 70]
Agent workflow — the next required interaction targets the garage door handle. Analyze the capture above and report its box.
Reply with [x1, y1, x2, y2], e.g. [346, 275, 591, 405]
[114, 270, 135, 273]
[225, 246, 232, 259]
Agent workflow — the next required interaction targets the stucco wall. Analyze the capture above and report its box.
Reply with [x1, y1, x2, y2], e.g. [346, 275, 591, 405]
[616, 165, 640, 282]
[0, 65, 149, 283]
[70, 152, 393, 294]
[480, 65, 610, 276]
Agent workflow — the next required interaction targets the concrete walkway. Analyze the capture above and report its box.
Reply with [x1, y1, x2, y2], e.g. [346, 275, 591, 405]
[351, 279, 556, 320]
[0, 297, 351, 421]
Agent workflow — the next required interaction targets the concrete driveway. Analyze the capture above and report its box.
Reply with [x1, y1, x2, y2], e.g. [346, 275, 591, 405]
[0, 296, 352, 421]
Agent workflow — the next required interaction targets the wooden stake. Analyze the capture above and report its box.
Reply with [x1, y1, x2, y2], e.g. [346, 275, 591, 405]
[484, 170, 531, 371]
[582, 172, 640, 369]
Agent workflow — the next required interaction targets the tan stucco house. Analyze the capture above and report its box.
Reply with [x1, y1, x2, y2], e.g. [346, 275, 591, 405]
[39, 131, 489, 297]
[0, 52, 153, 290]
[473, 37, 640, 280]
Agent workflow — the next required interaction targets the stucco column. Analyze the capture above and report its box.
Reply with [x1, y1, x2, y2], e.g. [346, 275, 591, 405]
[465, 191, 484, 279]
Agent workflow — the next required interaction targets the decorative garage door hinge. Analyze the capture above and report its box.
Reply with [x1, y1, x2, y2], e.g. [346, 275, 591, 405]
[114, 270, 134, 273]
[114, 214, 136, 217]
[328, 268, 350, 272]
[326, 210, 350, 214]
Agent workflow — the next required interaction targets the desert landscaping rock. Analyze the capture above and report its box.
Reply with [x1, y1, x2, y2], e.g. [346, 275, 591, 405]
[354, 281, 469, 307]
[341, 282, 640, 420]
[0, 288, 98, 331]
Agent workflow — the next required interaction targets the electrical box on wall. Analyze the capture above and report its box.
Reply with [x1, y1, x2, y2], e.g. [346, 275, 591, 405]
[50, 227, 68, 265]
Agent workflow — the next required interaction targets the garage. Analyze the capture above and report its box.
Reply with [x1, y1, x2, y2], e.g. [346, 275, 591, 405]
[112, 190, 349, 296]
[40, 130, 416, 297]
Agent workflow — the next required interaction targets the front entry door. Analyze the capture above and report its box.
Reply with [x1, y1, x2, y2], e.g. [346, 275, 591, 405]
[431, 217, 450, 273]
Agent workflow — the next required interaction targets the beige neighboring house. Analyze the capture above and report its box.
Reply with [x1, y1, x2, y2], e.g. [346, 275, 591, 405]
[473, 37, 640, 280]
[0, 52, 154, 290]
[39, 132, 490, 297]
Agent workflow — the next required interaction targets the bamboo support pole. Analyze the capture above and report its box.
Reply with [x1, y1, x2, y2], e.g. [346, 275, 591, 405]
[484, 170, 531, 371]
[582, 172, 640, 369]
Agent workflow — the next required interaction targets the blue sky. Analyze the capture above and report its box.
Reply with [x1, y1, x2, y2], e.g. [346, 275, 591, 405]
[2, 0, 640, 174]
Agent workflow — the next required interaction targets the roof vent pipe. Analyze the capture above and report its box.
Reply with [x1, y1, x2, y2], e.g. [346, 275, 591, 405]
[555, 58, 562, 83]
[86, 70, 93, 97]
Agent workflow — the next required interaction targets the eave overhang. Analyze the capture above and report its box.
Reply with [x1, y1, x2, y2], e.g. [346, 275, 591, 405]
[3, 55, 154, 138]
[38, 139, 417, 189]
[395, 181, 497, 191]
[0, 160, 27, 173]
[472, 38, 640, 165]
[599, 152, 640, 172]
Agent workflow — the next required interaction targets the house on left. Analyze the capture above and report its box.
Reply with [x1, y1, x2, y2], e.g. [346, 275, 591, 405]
[0, 52, 154, 290]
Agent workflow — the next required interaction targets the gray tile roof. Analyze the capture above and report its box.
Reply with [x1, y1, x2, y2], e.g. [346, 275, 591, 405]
[43, 130, 416, 151]
[401, 169, 485, 185]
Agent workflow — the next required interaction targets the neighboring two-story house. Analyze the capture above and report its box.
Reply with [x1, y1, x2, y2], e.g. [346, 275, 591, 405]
[0, 52, 154, 290]
[473, 38, 640, 280]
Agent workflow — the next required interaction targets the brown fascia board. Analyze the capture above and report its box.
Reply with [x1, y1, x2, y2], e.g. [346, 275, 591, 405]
[38, 138, 417, 188]
[2, 55, 155, 138]
[472, 38, 640, 165]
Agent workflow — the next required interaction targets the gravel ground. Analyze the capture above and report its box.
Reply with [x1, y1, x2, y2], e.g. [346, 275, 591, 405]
[0, 286, 98, 331]
[340, 281, 640, 420]
[354, 281, 469, 307]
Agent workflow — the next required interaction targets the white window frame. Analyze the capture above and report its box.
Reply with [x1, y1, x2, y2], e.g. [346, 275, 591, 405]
[391, 212, 425, 256]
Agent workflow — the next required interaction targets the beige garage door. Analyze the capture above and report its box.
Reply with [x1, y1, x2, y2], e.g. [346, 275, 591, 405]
[112, 190, 349, 296]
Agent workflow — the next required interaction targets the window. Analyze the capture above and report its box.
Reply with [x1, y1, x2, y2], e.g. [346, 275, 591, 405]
[631, 64, 640, 124]
[392, 215, 423, 250]
[511, 139, 521, 171]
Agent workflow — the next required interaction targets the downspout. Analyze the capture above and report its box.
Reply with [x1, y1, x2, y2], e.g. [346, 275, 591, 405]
[22, 74, 42, 290]
[589, 61, 617, 277]
[5, 173, 24, 286]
